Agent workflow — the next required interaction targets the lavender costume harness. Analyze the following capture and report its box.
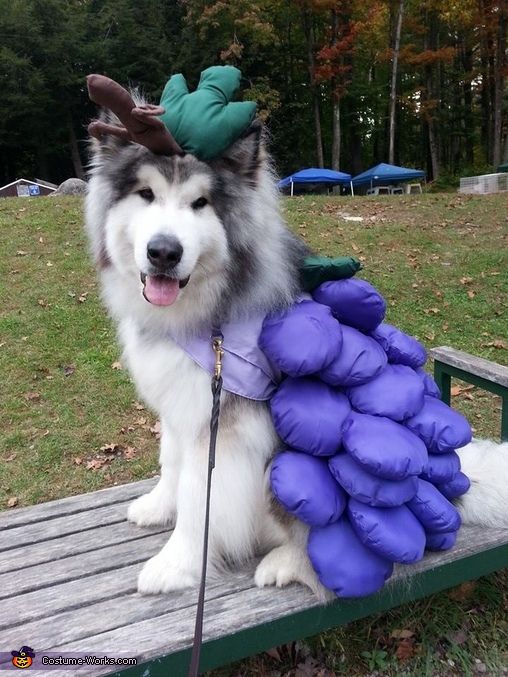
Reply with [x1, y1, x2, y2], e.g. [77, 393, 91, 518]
[177, 276, 472, 599]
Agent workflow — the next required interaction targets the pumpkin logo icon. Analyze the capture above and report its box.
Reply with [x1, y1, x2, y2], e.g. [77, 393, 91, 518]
[11, 646, 35, 669]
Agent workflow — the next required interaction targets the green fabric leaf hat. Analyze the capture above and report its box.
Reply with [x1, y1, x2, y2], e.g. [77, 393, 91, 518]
[159, 66, 257, 161]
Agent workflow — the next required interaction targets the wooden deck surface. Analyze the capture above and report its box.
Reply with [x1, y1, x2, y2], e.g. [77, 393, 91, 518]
[2, 478, 508, 677]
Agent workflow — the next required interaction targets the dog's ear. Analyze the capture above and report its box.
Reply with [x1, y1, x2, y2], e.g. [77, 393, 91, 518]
[212, 119, 264, 181]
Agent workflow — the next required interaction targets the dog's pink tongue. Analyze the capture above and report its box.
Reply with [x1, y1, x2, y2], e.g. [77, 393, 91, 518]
[144, 276, 179, 306]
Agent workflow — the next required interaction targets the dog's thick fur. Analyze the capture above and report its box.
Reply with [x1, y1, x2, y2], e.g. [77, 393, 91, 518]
[86, 105, 508, 597]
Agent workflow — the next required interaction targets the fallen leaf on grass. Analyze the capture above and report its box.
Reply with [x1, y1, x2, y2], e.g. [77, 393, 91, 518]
[395, 637, 417, 661]
[467, 290, 475, 299]
[149, 421, 161, 438]
[133, 401, 145, 410]
[460, 276, 473, 285]
[100, 443, 121, 454]
[24, 391, 41, 402]
[7, 497, 19, 508]
[78, 293, 88, 303]
[451, 384, 474, 397]
[134, 417, 147, 427]
[390, 629, 415, 639]
[123, 447, 137, 460]
[4, 453, 16, 462]
[63, 364, 76, 376]
[73, 457, 83, 465]
[86, 458, 110, 471]
[16, 250, 27, 256]
[264, 647, 281, 661]
[111, 361, 123, 370]
[481, 339, 506, 349]
[38, 299, 50, 308]
[449, 629, 468, 646]
[448, 580, 477, 601]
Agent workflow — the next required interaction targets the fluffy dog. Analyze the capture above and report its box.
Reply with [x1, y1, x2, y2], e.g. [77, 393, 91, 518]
[85, 99, 508, 597]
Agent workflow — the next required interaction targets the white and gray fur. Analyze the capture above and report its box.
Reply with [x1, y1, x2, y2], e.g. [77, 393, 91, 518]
[85, 99, 508, 598]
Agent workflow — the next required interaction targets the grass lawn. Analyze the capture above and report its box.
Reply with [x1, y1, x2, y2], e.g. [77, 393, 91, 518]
[1, 193, 507, 675]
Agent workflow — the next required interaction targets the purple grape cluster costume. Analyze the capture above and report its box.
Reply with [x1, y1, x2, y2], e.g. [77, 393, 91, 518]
[260, 277, 472, 598]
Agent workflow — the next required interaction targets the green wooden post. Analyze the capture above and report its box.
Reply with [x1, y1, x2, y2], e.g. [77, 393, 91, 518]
[433, 361, 451, 405]
[502, 395, 508, 442]
[433, 358, 508, 441]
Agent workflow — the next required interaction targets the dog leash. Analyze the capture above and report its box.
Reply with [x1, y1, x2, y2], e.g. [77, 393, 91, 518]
[187, 333, 224, 677]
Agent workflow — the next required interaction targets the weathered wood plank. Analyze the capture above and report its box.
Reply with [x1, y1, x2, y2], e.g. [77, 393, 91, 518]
[4, 526, 508, 667]
[0, 478, 157, 530]
[0, 563, 141, 629]
[430, 346, 508, 387]
[0, 522, 167, 575]
[42, 526, 508, 672]
[0, 501, 143, 552]
[0, 532, 168, 600]
[0, 567, 255, 651]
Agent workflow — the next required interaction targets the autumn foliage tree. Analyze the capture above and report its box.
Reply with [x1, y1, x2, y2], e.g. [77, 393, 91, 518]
[0, 0, 506, 184]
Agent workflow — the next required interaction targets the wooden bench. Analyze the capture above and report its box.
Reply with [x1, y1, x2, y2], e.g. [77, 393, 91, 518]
[430, 346, 508, 441]
[1, 347, 508, 677]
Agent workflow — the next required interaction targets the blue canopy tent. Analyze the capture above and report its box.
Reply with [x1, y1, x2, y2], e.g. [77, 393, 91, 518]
[352, 163, 425, 191]
[278, 168, 353, 196]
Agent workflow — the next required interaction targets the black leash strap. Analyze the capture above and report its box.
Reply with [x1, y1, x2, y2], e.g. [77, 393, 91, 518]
[188, 335, 224, 677]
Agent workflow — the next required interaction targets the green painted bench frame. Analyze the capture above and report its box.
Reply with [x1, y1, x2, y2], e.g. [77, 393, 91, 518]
[431, 346, 508, 441]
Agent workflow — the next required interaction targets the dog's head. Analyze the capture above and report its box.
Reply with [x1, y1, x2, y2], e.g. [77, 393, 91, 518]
[86, 105, 265, 312]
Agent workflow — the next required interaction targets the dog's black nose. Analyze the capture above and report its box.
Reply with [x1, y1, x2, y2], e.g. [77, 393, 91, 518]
[147, 235, 183, 269]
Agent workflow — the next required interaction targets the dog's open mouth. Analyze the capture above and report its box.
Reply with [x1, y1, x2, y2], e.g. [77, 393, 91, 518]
[140, 272, 190, 306]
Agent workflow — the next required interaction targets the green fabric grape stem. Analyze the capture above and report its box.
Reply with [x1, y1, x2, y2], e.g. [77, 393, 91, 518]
[159, 66, 257, 161]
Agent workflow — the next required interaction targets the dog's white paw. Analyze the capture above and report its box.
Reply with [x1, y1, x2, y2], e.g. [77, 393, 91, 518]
[255, 545, 305, 588]
[137, 552, 198, 594]
[127, 491, 175, 527]
[255, 544, 327, 600]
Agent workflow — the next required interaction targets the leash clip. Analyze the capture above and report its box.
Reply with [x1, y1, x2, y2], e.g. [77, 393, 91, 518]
[212, 335, 224, 380]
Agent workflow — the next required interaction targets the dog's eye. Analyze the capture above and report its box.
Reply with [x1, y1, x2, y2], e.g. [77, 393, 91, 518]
[191, 196, 208, 210]
[137, 188, 154, 202]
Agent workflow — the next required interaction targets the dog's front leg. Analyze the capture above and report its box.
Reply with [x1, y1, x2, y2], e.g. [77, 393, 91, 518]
[127, 419, 181, 527]
[137, 436, 208, 594]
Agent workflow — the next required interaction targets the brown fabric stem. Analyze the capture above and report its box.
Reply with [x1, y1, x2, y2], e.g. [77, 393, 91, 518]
[86, 74, 183, 156]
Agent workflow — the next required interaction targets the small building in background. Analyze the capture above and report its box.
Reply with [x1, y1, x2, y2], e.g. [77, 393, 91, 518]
[0, 178, 57, 199]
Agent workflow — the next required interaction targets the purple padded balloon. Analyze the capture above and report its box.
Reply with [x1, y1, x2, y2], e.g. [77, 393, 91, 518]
[329, 453, 418, 507]
[342, 412, 428, 480]
[271, 451, 347, 527]
[308, 518, 394, 597]
[313, 278, 386, 333]
[421, 451, 461, 484]
[437, 471, 471, 500]
[348, 499, 426, 564]
[371, 323, 427, 369]
[259, 300, 342, 377]
[270, 377, 351, 456]
[346, 364, 425, 421]
[405, 396, 472, 454]
[415, 368, 441, 398]
[425, 530, 458, 551]
[319, 325, 387, 387]
[407, 479, 461, 533]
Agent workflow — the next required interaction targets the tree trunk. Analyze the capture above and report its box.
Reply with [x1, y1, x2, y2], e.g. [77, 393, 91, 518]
[388, 0, 404, 165]
[332, 95, 341, 170]
[493, 5, 506, 168]
[302, 9, 324, 168]
[461, 37, 475, 167]
[479, 13, 492, 164]
[423, 8, 440, 180]
[68, 117, 85, 180]
[331, 9, 341, 170]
